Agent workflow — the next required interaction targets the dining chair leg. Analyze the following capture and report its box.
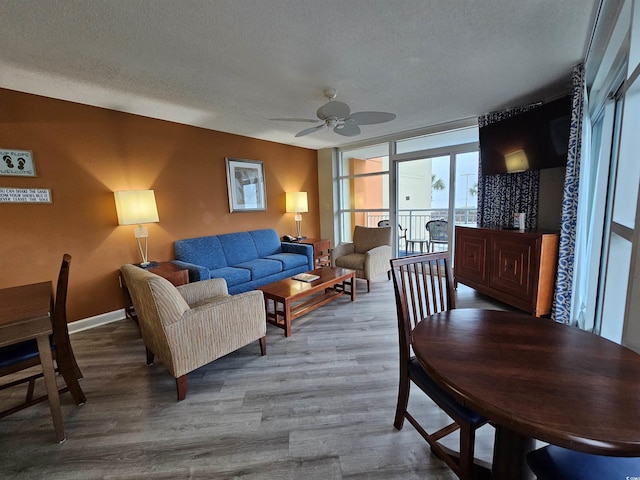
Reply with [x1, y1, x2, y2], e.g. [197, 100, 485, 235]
[37, 335, 65, 443]
[176, 375, 187, 401]
[57, 354, 86, 405]
[26, 378, 36, 402]
[146, 347, 154, 366]
[259, 336, 266, 356]
[366, 280, 371, 293]
[394, 371, 410, 429]
[459, 424, 475, 480]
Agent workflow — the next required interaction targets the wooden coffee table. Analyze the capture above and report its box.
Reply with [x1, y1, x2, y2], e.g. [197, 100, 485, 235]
[259, 267, 356, 336]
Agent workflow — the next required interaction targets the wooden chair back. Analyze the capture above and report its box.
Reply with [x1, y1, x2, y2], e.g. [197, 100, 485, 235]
[390, 252, 455, 359]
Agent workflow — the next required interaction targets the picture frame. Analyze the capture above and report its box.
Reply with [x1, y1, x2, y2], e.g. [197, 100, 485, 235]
[1, 149, 36, 177]
[0, 187, 52, 203]
[225, 158, 267, 212]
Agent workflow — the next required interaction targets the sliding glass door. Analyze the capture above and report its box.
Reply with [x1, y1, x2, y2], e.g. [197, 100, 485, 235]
[336, 126, 479, 257]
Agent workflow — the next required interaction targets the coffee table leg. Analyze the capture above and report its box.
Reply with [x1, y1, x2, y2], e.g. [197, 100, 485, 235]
[349, 274, 356, 301]
[284, 299, 292, 337]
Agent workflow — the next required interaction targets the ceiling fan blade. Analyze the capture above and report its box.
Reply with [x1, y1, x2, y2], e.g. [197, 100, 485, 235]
[295, 124, 326, 137]
[316, 100, 350, 120]
[333, 123, 361, 137]
[270, 117, 320, 123]
[346, 111, 396, 125]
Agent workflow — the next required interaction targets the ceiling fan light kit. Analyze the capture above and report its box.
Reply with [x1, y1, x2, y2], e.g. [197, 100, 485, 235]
[274, 88, 396, 138]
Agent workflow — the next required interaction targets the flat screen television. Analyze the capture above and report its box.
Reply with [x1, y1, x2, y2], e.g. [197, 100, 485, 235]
[479, 95, 572, 175]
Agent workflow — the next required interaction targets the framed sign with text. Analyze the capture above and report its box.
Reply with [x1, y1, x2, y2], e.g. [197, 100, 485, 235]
[0, 188, 52, 203]
[0, 149, 36, 177]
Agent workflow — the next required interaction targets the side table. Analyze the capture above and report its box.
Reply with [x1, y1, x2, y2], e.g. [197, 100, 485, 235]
[296, 238, 331, 267]
[120, 262, 189, 320]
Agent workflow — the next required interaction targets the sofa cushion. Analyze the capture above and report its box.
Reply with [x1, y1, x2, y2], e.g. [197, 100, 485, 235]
[218, 232, 259, 265]
[249, 229, 283, 257]
[265, 253, 309, 270]
[175, 236, 227, 270]
[236, 258, 282, 279]
[209, 266, 251, 287]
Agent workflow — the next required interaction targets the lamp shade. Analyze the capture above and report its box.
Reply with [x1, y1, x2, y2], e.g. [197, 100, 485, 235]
[114, 190, 160, 225]
[504, 149, 529, 173]
[285, 192, 308, 213]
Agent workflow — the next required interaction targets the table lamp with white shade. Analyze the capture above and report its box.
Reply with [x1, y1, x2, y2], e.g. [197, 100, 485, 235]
[285, 191, 308, 240]
[114, 189, 160, 267]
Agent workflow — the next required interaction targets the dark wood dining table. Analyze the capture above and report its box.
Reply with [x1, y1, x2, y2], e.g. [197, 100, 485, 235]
[0, 281, 65, 443]
[411, 308, 640, 480]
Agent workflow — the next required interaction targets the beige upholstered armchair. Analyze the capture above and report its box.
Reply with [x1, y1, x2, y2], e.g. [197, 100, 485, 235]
[120, 264, 266, 401]
[330, 225, 392, 292]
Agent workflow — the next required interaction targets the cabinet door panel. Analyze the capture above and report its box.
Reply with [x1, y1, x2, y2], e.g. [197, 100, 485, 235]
[489, 236, 535, 301]
[455, 229, 487, 285]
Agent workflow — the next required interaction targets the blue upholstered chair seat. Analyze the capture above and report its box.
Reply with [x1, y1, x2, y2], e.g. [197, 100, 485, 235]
[209, 267, 251, 287]
[0, 335, 56, 370]
[0, 340, 40, 369]
[408, 357, 486, 427]
[235, 258, 282, 279]
[265, 253, 309, 270]
[527, 445, 640, 480]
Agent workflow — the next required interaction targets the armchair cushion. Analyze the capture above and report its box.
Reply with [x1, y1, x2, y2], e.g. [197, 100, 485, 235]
[354, 225, 392, 253]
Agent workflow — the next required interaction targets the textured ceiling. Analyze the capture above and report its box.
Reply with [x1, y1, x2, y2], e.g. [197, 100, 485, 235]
[0, 0, 599, 150]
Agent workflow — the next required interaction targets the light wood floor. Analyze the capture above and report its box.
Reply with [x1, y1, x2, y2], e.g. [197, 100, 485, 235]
[0, 279, 515, 479]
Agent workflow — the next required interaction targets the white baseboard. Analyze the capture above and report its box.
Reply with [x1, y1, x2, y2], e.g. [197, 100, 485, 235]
[68, 309, 127, 334]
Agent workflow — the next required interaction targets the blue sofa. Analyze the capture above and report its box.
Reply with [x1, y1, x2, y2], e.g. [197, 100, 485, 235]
[172, 229, 314, 294]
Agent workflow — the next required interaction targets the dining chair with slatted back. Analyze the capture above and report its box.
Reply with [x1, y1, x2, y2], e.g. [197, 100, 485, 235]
[0, 253, 85, 418]
[390, 251, 489, 480]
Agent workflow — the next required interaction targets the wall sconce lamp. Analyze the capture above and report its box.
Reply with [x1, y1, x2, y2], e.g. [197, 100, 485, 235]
[114, 189, 160, 267]
[285, 191, 308, 240]
[504, 149, 529, 173]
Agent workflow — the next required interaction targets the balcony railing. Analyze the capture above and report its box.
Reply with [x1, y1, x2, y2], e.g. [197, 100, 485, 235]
[367, 207, 477, 248]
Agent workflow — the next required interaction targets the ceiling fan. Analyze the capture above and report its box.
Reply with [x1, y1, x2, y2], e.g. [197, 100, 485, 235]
[272, 88, 396, 138]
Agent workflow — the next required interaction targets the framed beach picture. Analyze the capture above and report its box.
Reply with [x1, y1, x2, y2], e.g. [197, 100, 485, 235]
[225, 158, 267, 212]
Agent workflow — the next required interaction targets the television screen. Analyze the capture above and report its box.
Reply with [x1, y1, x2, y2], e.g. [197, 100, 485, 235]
[479, 96, 572, 175]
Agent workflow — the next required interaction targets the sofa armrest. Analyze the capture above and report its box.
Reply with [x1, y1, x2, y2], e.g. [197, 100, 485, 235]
[330, 242, 355, 263]
[176, 278, 229, 306]
[171, 260, 211, 282]
[364, 245, 392, 278]
[281, 242, 314, 269]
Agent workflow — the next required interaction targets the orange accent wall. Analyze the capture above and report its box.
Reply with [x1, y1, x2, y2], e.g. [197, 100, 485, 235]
[0, 88, 318, 322]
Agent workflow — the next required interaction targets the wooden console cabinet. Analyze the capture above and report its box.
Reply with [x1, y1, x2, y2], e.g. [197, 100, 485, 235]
[454, 226, 559, 316]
